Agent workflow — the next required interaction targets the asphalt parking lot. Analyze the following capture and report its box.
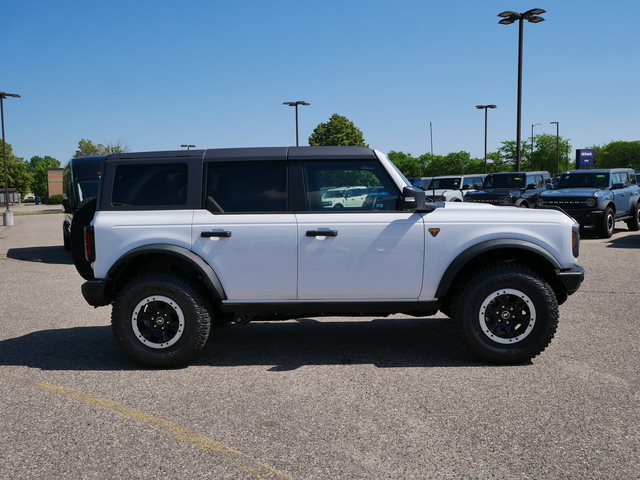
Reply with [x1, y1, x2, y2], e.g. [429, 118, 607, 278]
[0, 208, 638, 479]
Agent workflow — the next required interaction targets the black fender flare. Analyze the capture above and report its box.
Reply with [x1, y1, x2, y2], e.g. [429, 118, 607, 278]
[434, 239, 562, 299]
[107, 244, 227, 301]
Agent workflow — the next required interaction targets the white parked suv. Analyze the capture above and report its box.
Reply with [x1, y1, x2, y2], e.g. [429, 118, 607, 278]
[425, 174, 486, 202]
[78, 146, 584, 367]
[321, 186, 370, 208]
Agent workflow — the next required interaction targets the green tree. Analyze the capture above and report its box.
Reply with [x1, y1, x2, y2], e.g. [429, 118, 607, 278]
[529, 133, 572, 173]
[0, 139, 32, 196]
[29, 155, 61, 198]
[73, 138, 129, 157]
[387, 151, 423, 177]
[595, 141, 640, 171]
[308, 114, 369, 147]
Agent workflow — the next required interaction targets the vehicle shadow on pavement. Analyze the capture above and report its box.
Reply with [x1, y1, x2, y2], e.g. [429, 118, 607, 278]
[201, 317, 486, 369]
[6, 246, 74, 265]
[0, 327, 130, 371]
[0, 318, 490, 370]
[605, 234, 640, 249]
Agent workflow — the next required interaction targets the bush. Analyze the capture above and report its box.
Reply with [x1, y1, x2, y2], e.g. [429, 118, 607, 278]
[48, 194, 63, 205]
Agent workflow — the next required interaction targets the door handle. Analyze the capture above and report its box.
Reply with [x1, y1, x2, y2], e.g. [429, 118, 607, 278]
[201, 231, 232, 238]
[306, 230, 338, 237]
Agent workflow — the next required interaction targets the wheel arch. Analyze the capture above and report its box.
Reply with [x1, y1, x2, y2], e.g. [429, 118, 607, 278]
[436, 239, 565, 306]
[106, 244, 227, 302]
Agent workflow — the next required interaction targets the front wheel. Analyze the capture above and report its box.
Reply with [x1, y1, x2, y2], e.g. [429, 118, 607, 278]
[595, 207, 615, 238]
[112, 273, 212, 368]
[451, 264, 558, 364]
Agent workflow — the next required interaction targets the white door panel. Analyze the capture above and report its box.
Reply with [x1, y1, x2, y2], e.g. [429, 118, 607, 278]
[192, 212, 297, 300]
[296, 213, 425, 299]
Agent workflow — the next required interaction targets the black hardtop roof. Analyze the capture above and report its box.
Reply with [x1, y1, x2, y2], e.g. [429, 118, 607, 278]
[489, 171, 550, 177]
[561, 168, 634, 174]
[104, 146, 377, 163]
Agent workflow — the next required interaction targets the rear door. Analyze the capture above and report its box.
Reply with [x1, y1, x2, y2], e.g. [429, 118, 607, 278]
[191, 160, 297, 300]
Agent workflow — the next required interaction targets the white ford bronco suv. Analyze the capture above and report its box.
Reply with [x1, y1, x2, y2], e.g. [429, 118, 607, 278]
[79, 146, 584, 367]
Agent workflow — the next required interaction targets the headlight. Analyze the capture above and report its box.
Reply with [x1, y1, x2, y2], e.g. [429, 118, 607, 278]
[537, 198, 545, 207]
[586, 198, 596, 207]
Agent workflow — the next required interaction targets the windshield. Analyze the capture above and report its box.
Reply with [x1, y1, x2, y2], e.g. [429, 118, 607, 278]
[426, 177, 461, 190]
[483, 174, 525, 189]
[558, 172, 609, 189]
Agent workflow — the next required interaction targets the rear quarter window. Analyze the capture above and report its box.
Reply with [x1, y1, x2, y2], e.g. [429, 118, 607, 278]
[112, 163, 188, 206]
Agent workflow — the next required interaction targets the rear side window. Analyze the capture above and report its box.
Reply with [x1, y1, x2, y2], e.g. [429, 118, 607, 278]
[206, 161, 287, 213]
[112, 163, 188, 206]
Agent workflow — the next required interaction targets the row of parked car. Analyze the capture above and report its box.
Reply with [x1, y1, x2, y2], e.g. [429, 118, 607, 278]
[410, 168, 640, 238]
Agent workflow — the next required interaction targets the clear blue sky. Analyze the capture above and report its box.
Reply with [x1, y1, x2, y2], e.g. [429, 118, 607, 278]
[3, 0, 639, 165]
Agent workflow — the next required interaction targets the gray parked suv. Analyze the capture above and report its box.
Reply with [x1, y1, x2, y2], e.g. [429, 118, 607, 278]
[536, 168, 640, 238]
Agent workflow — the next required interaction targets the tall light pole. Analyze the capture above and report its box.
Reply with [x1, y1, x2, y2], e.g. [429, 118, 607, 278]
[531, 123, 541, 169]
[550, 121, 560, 173]
[283, 101, 310, 146]
[498, 8, 546, 171]
[1, 92, 20, 227]
[476, 105, 497, 173]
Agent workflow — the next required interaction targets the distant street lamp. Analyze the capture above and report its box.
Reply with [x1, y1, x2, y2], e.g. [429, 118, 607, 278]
[476, 105, 497, 173]
[550, 121, 560, 173]
[531, 123, 541, 168]
[1, 91, 20, 227]
[283, 101, 310, 146]
[181, 144, 195, 150]
[498, 8, 546, 171]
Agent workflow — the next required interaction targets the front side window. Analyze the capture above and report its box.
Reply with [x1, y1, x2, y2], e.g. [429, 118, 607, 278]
[112, 163, 187, 206]
[206, 161, 287, 213]
[304, 160, 400, 211]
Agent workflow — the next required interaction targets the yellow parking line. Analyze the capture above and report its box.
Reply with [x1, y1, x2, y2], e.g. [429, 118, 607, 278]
[1, 370, 294, 480]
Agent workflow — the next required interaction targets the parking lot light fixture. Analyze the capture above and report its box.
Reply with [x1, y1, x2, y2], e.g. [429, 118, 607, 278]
[550, 121, 560, 173]
[1, 91, 20, 227]
[531, 123, 541, 168]
[283, 101, 310, 146]
[498, 8, 546, 171]
[181, 144, 196, 150]
[476, 105, 497, 174]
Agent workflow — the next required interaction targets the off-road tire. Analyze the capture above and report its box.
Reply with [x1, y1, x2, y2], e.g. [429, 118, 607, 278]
[450, 263, 558, 364]
[626, 203, 640, 231]
[595, 207, 615, 238]
[112, 272, 212, 368]
[70, 198, 97, 280]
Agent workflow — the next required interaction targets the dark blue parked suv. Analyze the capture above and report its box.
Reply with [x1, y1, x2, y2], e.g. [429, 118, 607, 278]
[536, 168, 640, 238]
[464, 171, 551, 208]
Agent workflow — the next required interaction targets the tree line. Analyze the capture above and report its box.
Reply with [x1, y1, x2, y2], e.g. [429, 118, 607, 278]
[0, 139, 127, 200]
[2, 115, 639, 197]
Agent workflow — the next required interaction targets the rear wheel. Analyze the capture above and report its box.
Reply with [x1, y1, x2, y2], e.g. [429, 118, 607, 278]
[451, 263, 558, 364]
[626, 203, 640, 231]
[112, 273, 212, 368]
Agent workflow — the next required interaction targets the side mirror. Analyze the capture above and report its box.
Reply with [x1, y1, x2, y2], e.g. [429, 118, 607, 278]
[402, 186, 426, 211]
[612, 182, 624, 190]
[526, 183, 537, 190]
